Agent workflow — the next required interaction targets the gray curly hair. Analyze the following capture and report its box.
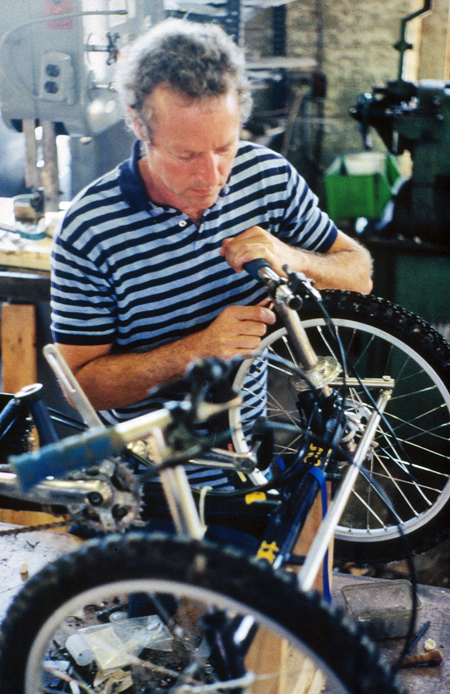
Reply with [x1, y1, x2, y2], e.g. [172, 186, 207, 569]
[115, 19, 252, 140]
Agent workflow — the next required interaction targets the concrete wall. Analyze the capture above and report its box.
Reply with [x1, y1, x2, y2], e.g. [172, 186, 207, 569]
[272, 0, 450, 192]
[418, 0, 450, 79]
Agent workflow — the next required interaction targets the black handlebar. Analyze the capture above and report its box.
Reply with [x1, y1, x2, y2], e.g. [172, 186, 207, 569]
[242, 259, 271, 281]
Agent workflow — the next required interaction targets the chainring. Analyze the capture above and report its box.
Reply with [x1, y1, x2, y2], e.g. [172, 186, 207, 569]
[67, 459, 145, 533]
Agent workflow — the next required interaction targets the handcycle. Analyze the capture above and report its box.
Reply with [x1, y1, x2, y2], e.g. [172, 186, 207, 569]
[0, 259, 449, 692]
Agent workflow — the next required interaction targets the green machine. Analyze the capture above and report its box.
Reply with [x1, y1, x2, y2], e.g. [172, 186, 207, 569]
[351, 0, 450, 244]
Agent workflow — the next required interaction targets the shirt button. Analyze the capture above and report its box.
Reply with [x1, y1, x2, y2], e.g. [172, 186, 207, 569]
[178, 220, 187, 227]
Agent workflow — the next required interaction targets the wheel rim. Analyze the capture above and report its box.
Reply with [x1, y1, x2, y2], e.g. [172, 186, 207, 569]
[231, 319, 450, 545]
[25, 577, 350, 694]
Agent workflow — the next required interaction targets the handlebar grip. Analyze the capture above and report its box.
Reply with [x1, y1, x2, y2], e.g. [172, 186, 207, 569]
[11, 427, 124, 492]
[243, 258, 271, 281]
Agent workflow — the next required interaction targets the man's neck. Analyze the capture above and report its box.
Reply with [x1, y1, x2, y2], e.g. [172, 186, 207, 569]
[138, 157, 203, 227]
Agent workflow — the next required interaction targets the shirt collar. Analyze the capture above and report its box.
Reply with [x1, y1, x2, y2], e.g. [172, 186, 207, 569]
[118, 140, 149, 211]
[118, 139, 232, 212]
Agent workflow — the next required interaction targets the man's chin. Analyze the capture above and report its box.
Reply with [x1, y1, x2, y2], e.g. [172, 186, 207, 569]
[189, 190, 221, 207]
[191, 188, 219, 198]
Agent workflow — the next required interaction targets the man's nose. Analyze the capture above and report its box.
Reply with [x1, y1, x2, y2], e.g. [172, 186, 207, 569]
[197, 153, 221, 185]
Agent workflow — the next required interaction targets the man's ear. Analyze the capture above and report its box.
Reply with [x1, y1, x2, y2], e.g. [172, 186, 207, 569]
[128, 108, 147, 141]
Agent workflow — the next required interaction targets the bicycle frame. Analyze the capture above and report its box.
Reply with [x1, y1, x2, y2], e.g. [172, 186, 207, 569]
[0, 266, 407, 694]
[238, 261, 395, 587]
[0, 262, 395, 594]
[3, 381, 391, 584]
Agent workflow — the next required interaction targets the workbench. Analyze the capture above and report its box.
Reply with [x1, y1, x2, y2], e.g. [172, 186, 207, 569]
[0, 197, 51, 394]
[0, 524, 81, 623]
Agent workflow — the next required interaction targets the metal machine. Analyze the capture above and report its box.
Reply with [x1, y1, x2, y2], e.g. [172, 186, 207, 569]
[0, 0, 164, 137]
[0, 0, 289, 137]
[350, 0, 450, 244]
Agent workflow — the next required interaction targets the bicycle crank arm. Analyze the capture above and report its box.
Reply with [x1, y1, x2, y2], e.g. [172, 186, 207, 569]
[298, 383, 394, 592]
[190, 447, 258, 473]
[0, 470, 114, 507]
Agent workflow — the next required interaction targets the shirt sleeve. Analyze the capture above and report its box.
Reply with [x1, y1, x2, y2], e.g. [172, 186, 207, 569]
[51, 224, 117, 346]
[272, 156, 338, 252]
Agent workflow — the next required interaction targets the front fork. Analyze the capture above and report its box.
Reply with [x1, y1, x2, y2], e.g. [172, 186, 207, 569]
[298, 384, 394, 591]
[254, 383, 394, 581]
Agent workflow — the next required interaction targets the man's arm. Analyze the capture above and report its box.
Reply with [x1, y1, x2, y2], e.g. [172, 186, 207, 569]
[56, 303, 276, 411]
[220, 227, 373, 294]
[57, 226, 370, 411]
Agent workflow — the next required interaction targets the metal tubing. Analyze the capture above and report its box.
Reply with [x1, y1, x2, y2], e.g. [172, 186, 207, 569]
[275, 301, 320, 372]
[150, 425, 204, 539]
[27, 397, 60, 445]
[160, 466, 205, 539]
[115, 410, 174, 443]
[298, 388, 393, 592]
[43, 344, 103, 429]
[0, 471, 113, 506]
[254, 263, 326, 380]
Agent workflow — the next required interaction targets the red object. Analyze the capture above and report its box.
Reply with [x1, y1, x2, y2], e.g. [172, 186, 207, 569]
[45, 0, 73, 30]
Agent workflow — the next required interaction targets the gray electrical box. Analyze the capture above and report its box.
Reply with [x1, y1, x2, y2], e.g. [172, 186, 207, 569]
[0, 0, 164, 136]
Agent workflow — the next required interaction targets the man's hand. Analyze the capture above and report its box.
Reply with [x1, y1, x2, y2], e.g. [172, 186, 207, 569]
[220, 226, 289, 277]
[56, 302, 275, 411]
[196, 303, 276, 359]
[220, 225, 373, 294]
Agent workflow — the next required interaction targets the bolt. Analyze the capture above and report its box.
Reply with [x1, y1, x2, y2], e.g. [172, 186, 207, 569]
[87, 492, 103, 506]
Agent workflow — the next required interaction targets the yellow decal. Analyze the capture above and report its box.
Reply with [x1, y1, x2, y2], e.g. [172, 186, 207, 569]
[303, 444, 324, 466]
[245, 491, 267, 505]
[256, 540, 280, 564]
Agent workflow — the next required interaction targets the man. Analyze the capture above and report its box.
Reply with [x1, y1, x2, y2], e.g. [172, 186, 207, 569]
[51, 19, 372, 443]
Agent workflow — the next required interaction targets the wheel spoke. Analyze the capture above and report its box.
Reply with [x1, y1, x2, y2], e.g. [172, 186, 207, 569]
[231, 295, 450, 560]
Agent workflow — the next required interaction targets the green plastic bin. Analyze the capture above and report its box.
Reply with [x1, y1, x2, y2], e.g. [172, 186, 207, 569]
[324, 152, 402, 221]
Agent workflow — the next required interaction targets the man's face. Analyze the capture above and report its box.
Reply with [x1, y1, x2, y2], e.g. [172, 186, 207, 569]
[140, 86, 241, 217]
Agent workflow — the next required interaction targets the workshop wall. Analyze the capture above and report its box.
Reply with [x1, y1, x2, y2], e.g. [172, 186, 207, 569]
[282, 0, 450, 188]
[419, 0, 450, 79]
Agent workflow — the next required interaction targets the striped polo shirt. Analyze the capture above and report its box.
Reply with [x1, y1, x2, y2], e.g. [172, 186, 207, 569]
[51, 140, 337, 437]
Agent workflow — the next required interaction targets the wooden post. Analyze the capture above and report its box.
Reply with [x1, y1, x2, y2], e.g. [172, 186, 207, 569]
[41, 121, 61, 212]
[23, 119, 40, 190]
[22, 118, 60, 211]
[1, 303, 37, 394]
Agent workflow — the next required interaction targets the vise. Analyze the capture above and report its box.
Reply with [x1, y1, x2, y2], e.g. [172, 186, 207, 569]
[350, 1, 450, 244]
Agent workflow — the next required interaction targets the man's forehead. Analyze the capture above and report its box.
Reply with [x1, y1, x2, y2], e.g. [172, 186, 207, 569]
[145, 85, 240, 116]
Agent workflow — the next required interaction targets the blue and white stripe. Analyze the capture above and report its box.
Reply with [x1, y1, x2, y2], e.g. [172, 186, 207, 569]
[51, 140, 337, 430]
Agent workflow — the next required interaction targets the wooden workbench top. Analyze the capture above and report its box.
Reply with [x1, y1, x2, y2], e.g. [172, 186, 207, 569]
[0, 197, 51, 273]
[0, 523, 82, 623]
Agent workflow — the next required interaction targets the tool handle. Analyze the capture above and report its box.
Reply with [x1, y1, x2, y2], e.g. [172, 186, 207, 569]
[398, 649, 443, 668]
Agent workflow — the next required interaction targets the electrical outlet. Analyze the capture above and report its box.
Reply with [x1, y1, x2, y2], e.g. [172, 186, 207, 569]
[39, 52, 75, 104]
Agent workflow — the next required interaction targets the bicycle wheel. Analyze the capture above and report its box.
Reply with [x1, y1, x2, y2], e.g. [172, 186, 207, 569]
[231, 291, 450, 563]
[0, 532, 402, 694]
